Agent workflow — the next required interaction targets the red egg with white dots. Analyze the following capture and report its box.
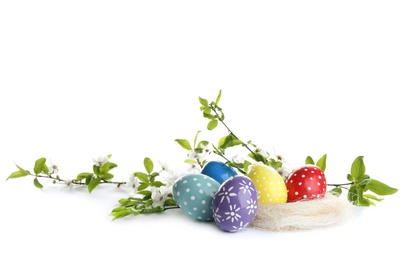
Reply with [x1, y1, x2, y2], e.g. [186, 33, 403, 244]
[285, 165, 326, 202]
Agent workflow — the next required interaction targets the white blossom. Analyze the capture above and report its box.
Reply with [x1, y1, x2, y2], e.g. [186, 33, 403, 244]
[273, 147, 288, 163]
[187, 150, 204, 161]
[187, 163, 201, 174]
[200, 143, 213, 155]
[126, 174, 139, 196]
[232, 155, 245, 164]
[161, 170, 184, 188]
[273, 148, 293, 180]
[64, 178, 73, 189]
[257, 148, 270, 158]
[151, 186, 170, 209]
[158, 160, 184, 188]
[159, 160, 172, 173]
[47, 159, 59, 174]
[93, 156, 109, 166]
[277, 165, 293, 180]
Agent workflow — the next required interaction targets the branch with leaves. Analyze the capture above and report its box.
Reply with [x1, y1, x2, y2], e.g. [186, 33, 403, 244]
[193, 90, 398, 206]
[7, 155, 179, 220]
[7, 155, 126, 192]
[6, 89, 398, 222]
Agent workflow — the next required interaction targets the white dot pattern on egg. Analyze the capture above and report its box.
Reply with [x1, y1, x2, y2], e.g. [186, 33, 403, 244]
[247, 163, 287, 204]
[172, 173, 220, 221]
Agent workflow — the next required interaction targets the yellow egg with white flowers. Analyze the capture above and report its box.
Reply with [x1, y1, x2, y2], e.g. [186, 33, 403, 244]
[247, 163, 287, 204]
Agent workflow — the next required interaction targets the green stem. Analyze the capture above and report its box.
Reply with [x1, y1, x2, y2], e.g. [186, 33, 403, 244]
[31, 173, 127, 187]
[163, 205, 180, 211]
[210, 104, 262, 162]
[327, 182, 354, 187]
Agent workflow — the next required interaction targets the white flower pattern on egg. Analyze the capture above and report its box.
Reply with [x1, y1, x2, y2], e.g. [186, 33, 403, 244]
[238, 179, 256, 196]
[212, 175, 258, 232]
[217, 185, 237, 204]
[224, 204, 241, 223]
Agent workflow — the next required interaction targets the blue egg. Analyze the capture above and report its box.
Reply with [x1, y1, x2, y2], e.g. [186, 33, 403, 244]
[201, 161, 237, 184]
[172, 173, 220, 221]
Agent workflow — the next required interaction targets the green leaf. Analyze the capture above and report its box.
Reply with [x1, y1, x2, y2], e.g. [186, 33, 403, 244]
[111, 208, 140, 220]
[364, 193, 384, 202]
[367, 179, 398, 196]
[356, 187, 371, 206]
[100, 173, 114, 181]
[164, 198, 178, 207]
[108, 162, 118, 170]
[305, 156, 315, 165]
[330, 187, 342, 196]
[356, 196, 371, 206]
[218, 134, 243, 149]
[243, 160, 251, 172]
[150, 171, 159, 178]
[352, 186, 370, 206]
[215, 89, 222, 105]
[16, 165, 30, 177]
[93, 165, 100, 175]
[348, 185, 358, 204]
[218, 109, 225, 121]
[347, 174, 354, 182]
[184, 158, 197, 165]
[85, 175, 93, 185]
[33, 178, 43, 189]
[198, 140, 209, 149]
[351, 156, 365, 181]
[316, 154, 327, 172]
[248, 152, 267, 164]
[138, 183, 149, 191]
[99, 162, 110, 176]
[152, 181, 164, 187]
[199, 96, 208, 106]
[135, 172, 149, 183]
[76, 172, 94, 182]
[270, 161, 283, 170]
[144, 157, 154, 174]
[207, 119, 218, 130]
[34, 157, 47, 175]
[203, 107, 212, 115]
[42, 164, 49, 175]
[7, 170, 30, 180]
[175, 139, 192, 150]
[88, 177, 101, 193]
[138, 190, 152, 197]
[193, 130, 201, 149]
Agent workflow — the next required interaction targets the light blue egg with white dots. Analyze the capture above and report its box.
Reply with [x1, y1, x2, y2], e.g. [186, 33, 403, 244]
[172, 173, 220, 221]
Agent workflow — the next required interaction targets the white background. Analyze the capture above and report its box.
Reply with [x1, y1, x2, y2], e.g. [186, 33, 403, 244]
[1, 1, 406, 259]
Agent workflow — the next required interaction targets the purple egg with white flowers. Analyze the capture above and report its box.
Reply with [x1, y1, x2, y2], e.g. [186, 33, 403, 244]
[212, 175, 258, 232]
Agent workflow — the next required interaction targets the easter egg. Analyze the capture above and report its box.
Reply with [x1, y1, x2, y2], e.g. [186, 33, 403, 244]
[172, 173, 220, 221]
[247, 163, 287, 204]
[212, 175, 258, 232]
[285, 165, 327, 202]
[201, 161, 238, 184]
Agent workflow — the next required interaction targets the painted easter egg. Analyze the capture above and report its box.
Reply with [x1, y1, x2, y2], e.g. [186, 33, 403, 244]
[201, 161, 237, 184]
[172, 173, 220, 221]
[247, 163, 287, 204]
[212, 175, 258, 232]
[285, 165, 327, 202]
